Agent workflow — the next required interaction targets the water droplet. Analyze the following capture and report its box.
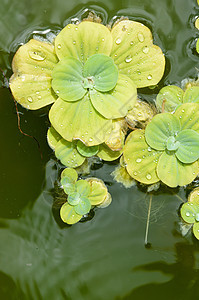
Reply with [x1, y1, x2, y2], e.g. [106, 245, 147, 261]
[36, 91, 40, 95]
[122, 25, 127, 31]
[147, 74, 152, 80]
[179, 116, 182, 119]
[38, 95, 41, 99]
[57, 44, 61, 49]
[60, 124, 63, 127]
[138, 33, 144, 42]
[27, 96, 33, 103]
[186, 212, 190, 217]
[89, 138, 93, 142]
[146, 173, 152, 180]
[102, 38, 105, 42]
[21, 75, 26, 82]
[29, 51, 46, 61]
[115, 38, 121, 45]
[75, 27, 78, 31]
[181, 109, 185, 113]
[125, 55, 132, 63]
[68, 25, 71, 29]
[130, 41, 134, 46]
[56, 90, 60, 94]
[148, 147, 152, 152]
[73, 41, 76, 45]
[133, 171, 138, 176]
[135, 157, 142, 164]
[142, 46, 149, 54]
[114, 54, 117, 57]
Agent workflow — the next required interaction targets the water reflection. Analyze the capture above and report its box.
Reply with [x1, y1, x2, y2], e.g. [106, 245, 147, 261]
[120, 242, 199, 300]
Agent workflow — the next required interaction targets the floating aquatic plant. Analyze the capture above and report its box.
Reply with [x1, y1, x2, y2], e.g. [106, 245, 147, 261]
[156, 82, 199, 113]
[10, 19, 165, 146]
[47, 126, 123, 168]
[60, 168, 111, 224]
[181, 187, 199, 240]
[123, 103, 199, 187]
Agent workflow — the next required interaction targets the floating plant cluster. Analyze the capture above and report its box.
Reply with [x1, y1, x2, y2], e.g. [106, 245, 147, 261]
[9, 10, 199, 238]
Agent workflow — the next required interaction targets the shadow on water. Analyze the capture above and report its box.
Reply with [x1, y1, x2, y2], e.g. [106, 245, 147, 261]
[118, 242, 199, 300]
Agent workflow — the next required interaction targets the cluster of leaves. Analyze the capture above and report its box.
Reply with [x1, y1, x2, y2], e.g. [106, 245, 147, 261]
[60, 168, 111, 224]
[123, 87, 199, 188]
[181, 187, 199, 240]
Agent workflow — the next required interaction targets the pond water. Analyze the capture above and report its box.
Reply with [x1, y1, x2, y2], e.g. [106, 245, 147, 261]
[0, 0, 199, 299]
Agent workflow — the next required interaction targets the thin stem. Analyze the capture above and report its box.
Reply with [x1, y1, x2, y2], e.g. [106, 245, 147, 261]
[144, 194, 152, 246]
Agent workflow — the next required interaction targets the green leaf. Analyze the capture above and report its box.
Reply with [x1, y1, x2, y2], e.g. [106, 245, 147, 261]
[157, 151, 199, 187]
[181, 202, 199, 224]
[156, 86, 184, 113]
[75, 179, 91, 197]
[83, 54, 118, 92]
[67, 191, 81, 205]
[49, 94, 112, 146]
[193, 222, 199, 240]
[76, 140, 99, 157]
[55, 139, 85, 168]
[61, 168, 78, 194]
[89, 74, 137, 119]
[61, 168, 78, 183]
[196, 39, 199, 54]
[97, 192, 112, 208]
[183, 86, 199, 104]
[97, 143, 122, 161]
[10, 39, 58, 110]
[123, 130, 161, 184]
[54, 22, 113, 63]
[110, 20, 165, 88]
[60, 202, 82, 224]
[47, 127, 62, 150]
[175, 129, 199, 163]
[52, 56, 86, 101]
[166, 136, 180, 151]
[174, 103, 199, 133]
[75, 197, 91, 215]
[86, 178, 108, 205]
[145, 113, 181, 151]
[188, 187, 199, 206]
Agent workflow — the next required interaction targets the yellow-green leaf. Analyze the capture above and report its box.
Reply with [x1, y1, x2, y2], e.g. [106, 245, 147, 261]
[60, 202, 82, 224]
[10, 39, 58, 109]
[54, 22, 113, 63]
[86, 178, 108, 205]
[97, 143, 122, 161]
[123, 130, 161, 184]
[47, 127, 62, 150]
[49, 94, 112, 146]
[174, 103, 199, 133]
[110, 20, 165, 88]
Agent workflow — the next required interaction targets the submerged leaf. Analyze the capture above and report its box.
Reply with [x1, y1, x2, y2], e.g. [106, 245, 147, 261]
[54, 21, 113, 63]
[110, 20, 165, 88]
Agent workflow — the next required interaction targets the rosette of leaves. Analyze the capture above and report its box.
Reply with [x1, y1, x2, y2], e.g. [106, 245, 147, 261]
[156, 83, 199, 113]
[181, 187, 199, 240]
[59, 168, 112, 224]
[10, 19, 165, 146]
[47, 127, 123, 168]
[123, 103, 199, 187]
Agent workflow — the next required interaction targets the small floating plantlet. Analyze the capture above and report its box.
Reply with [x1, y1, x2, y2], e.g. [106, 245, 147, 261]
[60, 168, 111, 224]
[123, 103, 199, 187]
[156, 81, 199, 113]
[181, 187, 199, 240]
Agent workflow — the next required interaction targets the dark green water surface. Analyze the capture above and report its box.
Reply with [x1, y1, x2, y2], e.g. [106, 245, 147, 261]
[0, 0, 199, 299]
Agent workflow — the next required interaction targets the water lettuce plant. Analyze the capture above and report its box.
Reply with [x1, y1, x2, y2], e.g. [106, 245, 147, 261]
[60, 168, 111, 224]
[181, 187, 199, 240]
[156, 83, 199, 113]
[47, 126, 123, 168]
[10, 19, 165, 146]
[123, 103, 199, 187]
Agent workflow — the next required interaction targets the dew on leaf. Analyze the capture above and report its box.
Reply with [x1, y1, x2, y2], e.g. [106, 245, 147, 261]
[146, 173, 152, 180]
[138, 33, 144, 42]
[125, 55, 132, 63]
[142, 46, 149, 54]
[27, 96, 33, 103]
[29, 50, 46, 61]
[115, 38, 121, 45]
[136, 158, 142, 163]
[57, 44, 61, 49]
[147, 74, 152, 80]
